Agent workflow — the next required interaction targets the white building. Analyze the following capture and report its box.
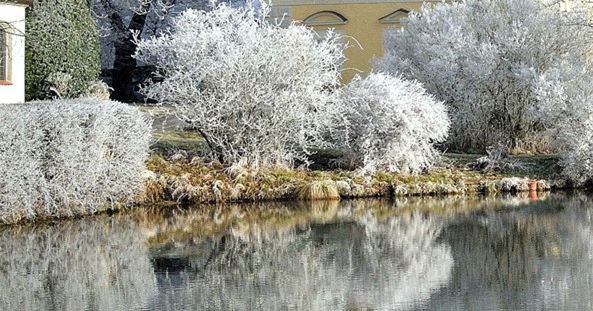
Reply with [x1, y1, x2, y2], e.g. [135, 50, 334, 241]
[0, 0, 31, 103]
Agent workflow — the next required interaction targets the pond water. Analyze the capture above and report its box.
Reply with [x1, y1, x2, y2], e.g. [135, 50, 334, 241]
[2, 192, 593, 310]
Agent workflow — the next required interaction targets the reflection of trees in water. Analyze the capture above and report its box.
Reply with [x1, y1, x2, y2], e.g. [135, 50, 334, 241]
[8, 195, 593, 310]
[534, 194, 593, 310]
[427, 193, 593, 310]
[150, 211, 453, 311]
[0, 217, 156, 311]
[354, 212, 453, 309]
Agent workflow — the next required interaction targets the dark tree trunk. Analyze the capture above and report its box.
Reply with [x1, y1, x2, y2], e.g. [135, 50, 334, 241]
[109, 3, 150, 102]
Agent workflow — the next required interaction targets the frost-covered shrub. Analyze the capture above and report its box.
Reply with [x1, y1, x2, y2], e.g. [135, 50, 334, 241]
[472, 144, 516, 172]
[375, 0, 593, 152]
[134, 2, 345, 168]
[525, 71, 593, 184]
[83, 80, 113, 100]
[45, 72, 73, 99]
[336, 73, 449, 174]
[0, 99, 152, 223]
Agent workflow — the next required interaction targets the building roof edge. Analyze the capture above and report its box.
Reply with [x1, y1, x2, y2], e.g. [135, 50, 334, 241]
[271, 0, 441, 6]
[2, 0, 33, 6]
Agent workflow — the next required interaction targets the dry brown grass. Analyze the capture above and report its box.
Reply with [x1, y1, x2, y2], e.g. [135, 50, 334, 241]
[295, 180, 341, 201]
[136, 154, 566, 208]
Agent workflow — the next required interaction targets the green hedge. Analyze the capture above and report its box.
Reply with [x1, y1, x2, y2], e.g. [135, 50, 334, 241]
[25, 0, 100, 100]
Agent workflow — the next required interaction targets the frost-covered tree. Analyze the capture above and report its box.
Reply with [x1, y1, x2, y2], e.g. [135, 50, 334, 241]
[89, 0, 243, 101]
[522, 67, 593, 183]
[376, 0, 593, 152]
[134, 3, 345, 168]
[336, 73, 449, 174]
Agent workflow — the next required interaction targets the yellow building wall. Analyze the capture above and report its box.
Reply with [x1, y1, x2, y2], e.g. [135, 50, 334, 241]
[283, 2, 427, 82]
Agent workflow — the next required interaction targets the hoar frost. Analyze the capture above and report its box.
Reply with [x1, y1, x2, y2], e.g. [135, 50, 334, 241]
[336, 73, 449, 174]
[376, 0, 593, 154]
[134, 2, 345, 169]
[376, 0, 593, 183]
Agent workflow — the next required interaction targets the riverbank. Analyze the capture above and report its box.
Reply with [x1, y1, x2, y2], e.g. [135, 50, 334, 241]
[138, 130, 569, 206]
[0, 124, 573, 227]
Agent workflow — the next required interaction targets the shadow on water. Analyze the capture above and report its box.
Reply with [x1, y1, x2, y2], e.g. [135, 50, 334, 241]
[2, 192, 593, 310]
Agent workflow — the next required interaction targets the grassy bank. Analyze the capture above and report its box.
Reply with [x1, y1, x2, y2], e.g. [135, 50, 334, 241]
[0, 125, 569, 227]
[138, 129, 569, 206]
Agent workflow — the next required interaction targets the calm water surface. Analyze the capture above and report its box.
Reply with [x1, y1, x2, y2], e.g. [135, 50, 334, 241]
[2, 193, 593, 310]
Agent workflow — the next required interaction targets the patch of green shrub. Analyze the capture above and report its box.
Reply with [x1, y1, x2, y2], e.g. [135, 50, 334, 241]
[25, 0, 100, 100]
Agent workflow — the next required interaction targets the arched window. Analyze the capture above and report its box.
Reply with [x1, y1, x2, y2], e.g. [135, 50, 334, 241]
[0, 22, 11, 82]
[303, 11, 348, 26]
[379, 9, 409, 25]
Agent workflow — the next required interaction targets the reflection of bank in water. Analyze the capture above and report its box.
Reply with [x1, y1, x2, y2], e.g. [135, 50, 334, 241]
[135, 195, 542, 249]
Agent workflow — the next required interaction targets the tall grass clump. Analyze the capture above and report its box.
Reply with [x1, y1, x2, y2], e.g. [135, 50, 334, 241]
[0, 99, 151, 223]
[335, 72, 449, 174]
[296, 180, 341, 201]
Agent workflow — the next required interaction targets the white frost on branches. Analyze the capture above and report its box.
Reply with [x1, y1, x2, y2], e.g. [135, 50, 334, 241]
[524, 68, 593, 184]
[90, 0, 213, 69]
[336, 73, 449, 174]
[134, 2, 345, 168]
[0, 99, 152, 223]
[376, 0, 593, 152]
